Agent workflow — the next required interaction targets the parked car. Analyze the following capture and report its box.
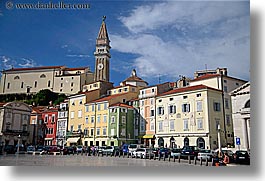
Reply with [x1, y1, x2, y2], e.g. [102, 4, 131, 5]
[98, 146, 106, 155]
[170, 148, 182, 158]
[133, 148, 155, 158]
[197, 149, 215, 161]
[233, 150, 250, 165]
[181, 146, 200, 159]
[158, 147, 170, 158]
[122, 144, 129, 154]
[26, 145, 36, 154]
[76, 145, 84, 154]
[128, 144, 138, 155]
[152, 147, 160, 157]
[103, 146, 115, 155]
[47, 145, 60, 154]
[15, 144, 26, 153]
[4, 145, 15, 154]
[214, 148, 235, 163]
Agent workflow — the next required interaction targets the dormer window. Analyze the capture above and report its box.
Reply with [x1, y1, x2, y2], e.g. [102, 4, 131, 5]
[14, 76, 20, 80]
[40, 74, 46, 78]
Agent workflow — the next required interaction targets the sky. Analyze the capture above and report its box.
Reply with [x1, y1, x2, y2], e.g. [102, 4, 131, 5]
[0, 0, 250, 86]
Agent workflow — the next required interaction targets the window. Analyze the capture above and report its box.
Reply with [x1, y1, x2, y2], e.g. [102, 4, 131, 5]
[44, 115, 48, 123]
[118, 89, 122, 93]
[22, 124, 27, 131]
[85, 105, 89, 112]
[104, 102, 107, 110]
[97, 104, 101, 111]
[213, 102, 221, 111]
[111, 116, 115, 123]
[103, 127, 107, 136]
[150, 98, 154, 105]
[158, 121, 163, 132]
[111, 129, 115, 136]
[157, 106, 164, 115]
[215, 119, 220, 130]
[150, 110, 155, 117]
[110, 108, 116, 113]
[168, 105, 176, 114]
[40, 74, 46, 78]
[182, 103, 190, 112]
[47, 80, 51, 87]
[196, 93, 201, 97]
[150, 121, 154, 131]
[141, 90, 145, 95]
[71, 101, 75, 106]
[183, 119, 189, 130]
[224, 80, 227, 83]
[70, 111, 75, 119]
[90, 128, 94, 136]
[121, 128, 125, 136]
[5, 123, 11, 130]
[158, 99, 162, 102]
[51, 114, 55, 123]
[224, 86, 228, 93]
[170, 120, 174, 131]
[183, 95, 188, 99]
[85, 116, 89, 124]
[7, 82, 10, 89]
[124, 87, 128, 92]
[70, 125, 74, 133]
[140, 119, 145, 131]
[97, 115, 100, 123]
[21, 82, 24, 88]
[61, 83, 63, 87]
[103, 115, 107, 123]
[71, 82, 74, 87]
[78, 124, 82, 132]
[92, 105, 95, 112]
[97, 128, 100, 135]
[225, 98, 229, 109]
[91, 116, 94, 123]
[122, 116, 126, 124]
[34, 81, 37, 88]
[79, 99, 83, 105]
[78, 110, 82, 118]
[197, 101, 203, 112]
[141, 100, 144, 106]
[152, 88, 155, 93]
[84, 128, 88, 135]
[197, 119, 203, 129]
[226, 115, 231, 126]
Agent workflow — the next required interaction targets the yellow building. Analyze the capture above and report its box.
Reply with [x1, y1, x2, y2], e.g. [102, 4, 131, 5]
[155, 84, 225, 150]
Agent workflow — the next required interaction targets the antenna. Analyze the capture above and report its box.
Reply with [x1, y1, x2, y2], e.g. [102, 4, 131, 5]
[205, 64, 208, 74]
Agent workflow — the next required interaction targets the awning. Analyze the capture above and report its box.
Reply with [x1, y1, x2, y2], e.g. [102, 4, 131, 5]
[142, 134, 155, 139]
[44, 138, 53, 140]
[67, 137, 80, 143]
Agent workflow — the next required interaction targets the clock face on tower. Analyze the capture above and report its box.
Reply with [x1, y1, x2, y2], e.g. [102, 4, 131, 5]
[97, 63, 104, 70]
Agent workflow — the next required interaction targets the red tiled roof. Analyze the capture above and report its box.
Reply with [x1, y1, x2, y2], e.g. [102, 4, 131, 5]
[109, 103, 134, 109]
[122, 75, 148, 84]
[4, 66, 65, 72]
[158, 84, 222, 97]
[190, 74, 220, 81]
[0, 102, 6, 107]
[88, 93, 130, 103]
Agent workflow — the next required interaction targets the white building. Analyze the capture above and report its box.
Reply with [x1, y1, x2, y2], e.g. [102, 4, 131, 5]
[230, 82, 250, 151]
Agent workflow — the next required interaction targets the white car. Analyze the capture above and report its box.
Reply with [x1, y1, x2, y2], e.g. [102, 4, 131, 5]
[197, 149, 215, 161]
[170, 148, 181, 158]
[133, 148, 154, 158]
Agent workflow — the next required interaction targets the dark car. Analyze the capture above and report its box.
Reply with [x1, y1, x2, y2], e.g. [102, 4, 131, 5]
[158, 148, 170, 158]
[47, 145, 60, 154]
[4, 145, 15, 154]
[152, 147, 160, 157]
[233, 150, 250, 165]
[181, 146, 200, 159]
[122, 144, 129, 154]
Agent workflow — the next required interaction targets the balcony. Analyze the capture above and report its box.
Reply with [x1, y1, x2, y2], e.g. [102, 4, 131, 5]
[138, 92, 156, 99]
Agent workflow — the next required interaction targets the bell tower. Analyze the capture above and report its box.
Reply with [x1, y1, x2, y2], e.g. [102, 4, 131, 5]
[94, 16, 111, 82]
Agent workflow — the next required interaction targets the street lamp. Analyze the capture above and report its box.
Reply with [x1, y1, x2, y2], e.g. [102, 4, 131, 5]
[17, 135, 21, 154]
[217, 124, 222, 158]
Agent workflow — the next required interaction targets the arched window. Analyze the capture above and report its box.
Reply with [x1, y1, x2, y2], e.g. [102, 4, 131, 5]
[197, 137, 205, 149]
[40, 74, 46, 78]
[245, 100, 250, 108]
[14, 76, 20, 80]
[184, 137, 189, 146]
[158, 137, 164, 147]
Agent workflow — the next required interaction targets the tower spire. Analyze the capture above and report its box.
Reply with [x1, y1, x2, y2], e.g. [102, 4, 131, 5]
[97, 15, 109, 43]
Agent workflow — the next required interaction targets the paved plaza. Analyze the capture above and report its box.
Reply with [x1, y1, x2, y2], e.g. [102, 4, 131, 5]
[0, 154, 217, 167]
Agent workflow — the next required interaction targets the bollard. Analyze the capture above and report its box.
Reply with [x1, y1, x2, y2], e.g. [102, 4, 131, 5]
[200, 157, 203, 166]
[158, 153, 161, 161]
[123, 152, 125, 158]
[140, 153, 143, 159]
[194, 156, 197, 165]
[169, 155, 171, 162]
[119, 151, 121, 157]
[178, 155, 181, 163]
[173, 155, 176, 162]
[163, 153, 166, 161]
[149, 152, 151, 160]
[211, 158, 215, 166]
[154, 154, 156, 160]
[206, 158, 209, 166]
[188, 155, 191, 164]
[114, 152, 116, 157]
[102, 152, 103, 157]
[127, 152, 129, 158]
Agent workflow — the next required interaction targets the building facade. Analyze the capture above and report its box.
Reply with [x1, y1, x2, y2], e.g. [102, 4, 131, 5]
[154, 85, 225, 150]
[0, 102, 32, 147]
[57, 101, 69, 147]
[230, 82, 250, 151]
[42, 107, 58, 145]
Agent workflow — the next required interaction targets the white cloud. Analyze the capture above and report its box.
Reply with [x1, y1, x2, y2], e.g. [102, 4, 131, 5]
[66, 54, 90, 58]
[18, 58, 37, 68]
[112, 1, 250, 83]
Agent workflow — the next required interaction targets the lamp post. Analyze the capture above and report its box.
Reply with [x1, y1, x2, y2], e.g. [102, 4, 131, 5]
[17, 135, 21, 154]
[217, 124, 222, 158]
